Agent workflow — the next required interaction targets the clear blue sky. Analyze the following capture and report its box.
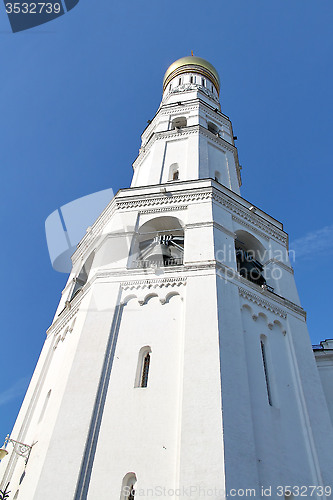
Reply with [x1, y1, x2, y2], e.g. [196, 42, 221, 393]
[1, 0, 333, 440]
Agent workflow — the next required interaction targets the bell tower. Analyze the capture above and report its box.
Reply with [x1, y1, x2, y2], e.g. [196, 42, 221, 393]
[1, 56, 333, 500]
[132, 56, 241, 193]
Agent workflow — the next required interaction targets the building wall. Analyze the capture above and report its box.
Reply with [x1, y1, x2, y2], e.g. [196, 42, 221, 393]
[314, 340, 333, 427]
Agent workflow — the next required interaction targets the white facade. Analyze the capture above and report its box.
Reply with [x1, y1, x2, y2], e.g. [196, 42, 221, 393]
[314, 340, 333, 428]
[1, 57, 333, 500]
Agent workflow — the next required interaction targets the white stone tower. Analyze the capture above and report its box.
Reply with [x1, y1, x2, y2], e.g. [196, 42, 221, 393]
[1, 56, 333, 500]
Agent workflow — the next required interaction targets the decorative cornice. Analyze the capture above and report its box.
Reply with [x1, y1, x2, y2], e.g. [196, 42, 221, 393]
[232, 215, 270, 241]
[264, 258, 294, 274]
[115, 189, 212, 211]
[47, 280, 93, 337]
[204, 109, 231, 132]
[238, 286, 306, 319]
[162, 83, 219, 103]
[185, 220, 236, 239]
[134, 124, 237, 170]
[239, 287, 287, 319]
[121, 277, 187, 290]
[47, 302, 80, 338]
[199, 126, 235, 153]
[139, 205, 188, 215]
[159, 99, 230, 128]
[160, 104, 199, 116]
[216, 195, 287, 244]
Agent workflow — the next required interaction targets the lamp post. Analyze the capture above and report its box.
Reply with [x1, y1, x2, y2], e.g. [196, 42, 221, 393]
[0, 436, 33, 465]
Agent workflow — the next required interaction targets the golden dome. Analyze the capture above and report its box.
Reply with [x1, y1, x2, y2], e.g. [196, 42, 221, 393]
[163, 56, 220, 94]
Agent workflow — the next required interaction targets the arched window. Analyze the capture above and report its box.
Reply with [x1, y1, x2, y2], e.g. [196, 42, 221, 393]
[207, 121, 219, 135]
[120, 473, 137, 500]
[141, 352, 150, 387]
[171, 116, 187, 130]
[169, 163, 180, 182]
[234, 230, 271, 290]
[69, 252, 95, 301]
[214, 171, 221, 183]
[178, 77, 182, 85]
[132, 216, 184, 269]
[202, 77, 206, 87]
[190, 75, 194, 84]
[135, 347, 152, 388]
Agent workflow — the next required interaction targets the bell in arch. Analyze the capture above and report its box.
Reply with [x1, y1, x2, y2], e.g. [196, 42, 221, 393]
[146, 235, 172, 265]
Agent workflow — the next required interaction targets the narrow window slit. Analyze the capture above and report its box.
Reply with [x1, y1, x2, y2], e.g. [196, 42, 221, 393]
[141, 352, 150, 388]
[261, 340, 272, 406]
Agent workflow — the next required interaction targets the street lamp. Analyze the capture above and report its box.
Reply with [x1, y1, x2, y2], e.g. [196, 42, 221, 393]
[0, 436, 33, 465]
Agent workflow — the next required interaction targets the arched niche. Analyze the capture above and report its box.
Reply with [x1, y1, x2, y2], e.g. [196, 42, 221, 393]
[134, 346, 152, 388]
[207, 121, 219, 135]
[171, 116, 187, 129]
[235, 230, 271, 290]
[120, 472, 137, 500]
[130, 216, 184, 269]
[69, 251, 95, 301]
[169, 163, 180, 181]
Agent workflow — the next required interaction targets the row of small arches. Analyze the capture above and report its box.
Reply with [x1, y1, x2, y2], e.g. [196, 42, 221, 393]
[122, 291, 181, 307]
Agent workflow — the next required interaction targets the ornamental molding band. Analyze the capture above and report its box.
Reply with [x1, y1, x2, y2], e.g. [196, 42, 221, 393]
[47, 304, 79, 338]
[47, 282, 92, 337]
[134, 124, 238, 169]
[264, 258, 294, 275]
[139, 205, 188, 215]
[214, 195, 287, 244]
[238, 287, 287, 319]
[160, 104, 200, 116]
[159, 99, 231, 128]
[53, 318, 76, 350]
[115, 190, 212, 211]
[185, 220, 236, 239]
[199, 127, 236, 153]
[162, 83, 219, 104]
[232, 215, 270, 241]
[121, 276, 187, 290]
[204, 110, 231, 129]
[239, 286, 306, 319]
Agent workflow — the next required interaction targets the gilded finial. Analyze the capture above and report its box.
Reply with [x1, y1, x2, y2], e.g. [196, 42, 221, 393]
[191, 50, 194, 56]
